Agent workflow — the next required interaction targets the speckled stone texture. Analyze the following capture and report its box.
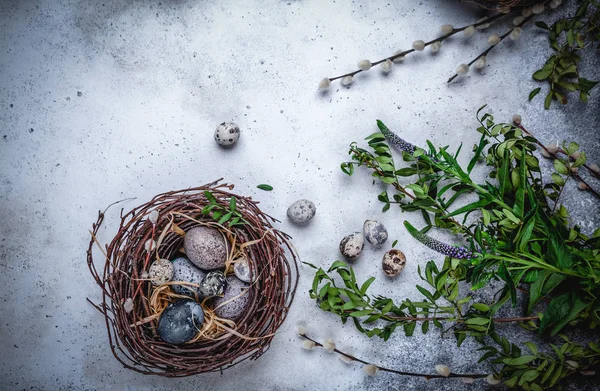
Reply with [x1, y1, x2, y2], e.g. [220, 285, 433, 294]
[0, 0, 598, 390]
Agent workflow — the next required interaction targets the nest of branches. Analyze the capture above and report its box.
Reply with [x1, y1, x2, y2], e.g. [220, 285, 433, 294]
[86, 179, 299, 376]
[468, 0, 537, 11]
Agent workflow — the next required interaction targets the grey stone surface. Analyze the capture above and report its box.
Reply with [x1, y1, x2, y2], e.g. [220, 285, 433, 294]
[0, 0, 598, 390]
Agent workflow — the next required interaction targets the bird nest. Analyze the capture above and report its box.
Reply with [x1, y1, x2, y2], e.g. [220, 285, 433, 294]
[86, 179, 299, 376]
[466, 0, 537, 11]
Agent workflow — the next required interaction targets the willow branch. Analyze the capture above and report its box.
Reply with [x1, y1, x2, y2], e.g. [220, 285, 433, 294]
[447, 14, 535, 83]
[300, 333, 487, 379]
[329, 13, 507, 82]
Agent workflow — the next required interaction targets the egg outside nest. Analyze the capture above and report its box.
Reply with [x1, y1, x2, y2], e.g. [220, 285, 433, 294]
[382, 249, 407, 277]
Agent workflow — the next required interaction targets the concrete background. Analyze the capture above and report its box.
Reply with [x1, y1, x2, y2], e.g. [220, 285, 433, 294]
[0, 0, 598, 390]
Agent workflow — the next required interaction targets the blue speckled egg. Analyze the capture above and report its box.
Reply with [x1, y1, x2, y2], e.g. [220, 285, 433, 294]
[171, 257, 206, 297]
[158, 300, 204, 345]
[214, 276, 250, 321]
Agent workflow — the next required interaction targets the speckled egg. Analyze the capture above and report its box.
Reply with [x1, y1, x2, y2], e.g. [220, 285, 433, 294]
[214, 122, 240, 147]
[233, 256, 252, 283]
[214, 276, 250, 321]
[184, 226, 228, 270]
[158, 300, 204, 345]
[339, 232, 364, 260]
[382, 249, 407, 277]
[148, 259, 174, 286]
[287, 199, 316, 224]
[363, 219, 388, 245]
[171, 257, 206, 297]
[199, 271, 227, 298]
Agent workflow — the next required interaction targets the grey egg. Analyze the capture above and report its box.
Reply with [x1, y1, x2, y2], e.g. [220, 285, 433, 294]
[214, 276, 250, 321]
[363, 219, 388, 245]
[199, 271, 227, 298]
[148, 259, 174, 286]
[158, 300, 204, 345]
[339, 232, 364, 260]
[214, 122, 240, 147]
[287, 199, 316, 224]
[233, 256, 252, 283]
[382, 249, 407, 277]
[184, 226, 228, 270]
[171, 257, 206, 297]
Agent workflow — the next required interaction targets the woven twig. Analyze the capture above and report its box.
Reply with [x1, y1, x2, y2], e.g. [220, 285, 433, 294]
[86, 179, 299, 376]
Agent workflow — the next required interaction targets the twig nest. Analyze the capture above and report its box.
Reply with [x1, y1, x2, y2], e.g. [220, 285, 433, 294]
[158, 300, 205, 345]
[382, 249, 406, 277]
[233, 256, 252, 283]
[214, 276, 251, 321]
[199, 271, 227, 298]
[86, 181, 299, 375]
[214, 122, 240, 147]
[171, 257, 207, 296]
[363, 219, 388, 245]
[148, 259, 174, 285]
[339, 232, 364, 259]
[184, 226, 228, 270]
[287, 199, 316, 224]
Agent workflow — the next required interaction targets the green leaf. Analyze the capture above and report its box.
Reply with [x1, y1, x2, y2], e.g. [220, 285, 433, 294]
[535, 21, 549, 30]
[503, 355, 537, 365]
[544, 91, 553, 109]
[551, 173, 565, 186]
[257, 184, 273, 191]
[533, 69, 552, 81]
[525, 342, 539, 355]
[553, 159, 569, 175]
[341, 162, 354, 176]
[349, 309, 372, 318]
[203, 191, 217, 202]
[229, 197, 236, 212]
[472, 303, 490, 312]
[465, 317, 490, 326]
[444, 198, 490, 218]
[529, 87, 542, 101]
[360, 277, 376, 295]
[416, 285, 436, 302]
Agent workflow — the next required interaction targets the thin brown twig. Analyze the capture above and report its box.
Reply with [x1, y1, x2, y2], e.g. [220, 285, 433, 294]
[299, 333, 488, 379]
[328, 13, 507, 82]
[447, 14, 535, 83]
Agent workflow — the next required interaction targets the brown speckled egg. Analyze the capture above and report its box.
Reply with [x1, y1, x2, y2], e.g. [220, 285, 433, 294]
[339, 232, 364, 260]
[214, 276, 250, 321]
[148, 259, 174, 285]
[184, 226, 228, 270]
[382, 249, 406, 277]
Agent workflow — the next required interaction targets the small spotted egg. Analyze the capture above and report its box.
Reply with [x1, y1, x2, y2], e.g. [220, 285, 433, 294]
[148, 259, 174, 286]
[339, 232, 364, 260]
[214, 122, 240, 147]
[382, 249, 407, 277]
